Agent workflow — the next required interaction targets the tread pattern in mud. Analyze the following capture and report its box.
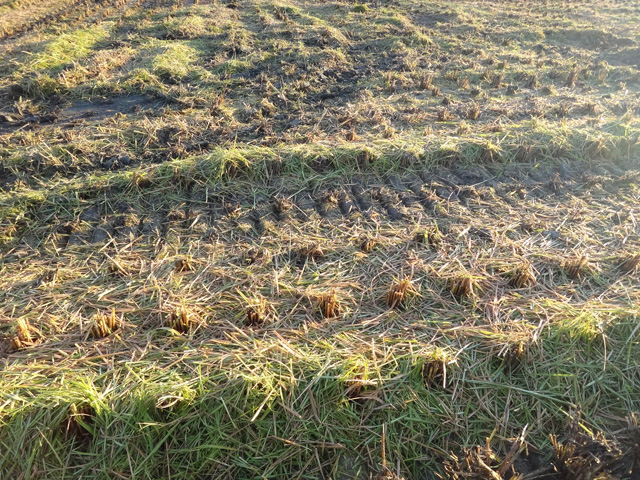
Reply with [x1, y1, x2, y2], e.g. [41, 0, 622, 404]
[39, 164, 640, 257]
[0, 0, 159, 41]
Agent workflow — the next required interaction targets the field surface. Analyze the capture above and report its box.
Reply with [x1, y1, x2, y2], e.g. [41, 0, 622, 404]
[1, 0, 640, 479]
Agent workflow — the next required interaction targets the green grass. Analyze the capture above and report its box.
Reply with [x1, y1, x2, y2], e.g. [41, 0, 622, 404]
[1, 317, 637, 478]
[31, 24, 111, 72]
[152, 42, 201, 81]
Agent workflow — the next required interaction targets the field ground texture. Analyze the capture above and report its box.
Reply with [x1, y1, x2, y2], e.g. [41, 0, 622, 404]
[1, 0, 640, 478]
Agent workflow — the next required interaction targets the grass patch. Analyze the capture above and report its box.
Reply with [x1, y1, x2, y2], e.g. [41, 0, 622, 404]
[0, 0, 640, 478]
[31, 24, 110, 72]
[152, 43, 200, 81]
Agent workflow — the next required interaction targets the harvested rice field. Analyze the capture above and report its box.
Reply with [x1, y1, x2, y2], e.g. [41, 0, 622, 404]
[1, 0, 640, 478]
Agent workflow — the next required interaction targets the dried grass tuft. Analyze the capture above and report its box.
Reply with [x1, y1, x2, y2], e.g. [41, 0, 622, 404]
[466, 103, 480, 120]
[223, 199, 241, 216]
[245, 296, 275, 327]
[565, 256, 588, 280]
[619, 253, 640, 274]
[65, 403, 94, 439]
[90, 309, 119, 339]
[428, 227, 443, 248]
[509, 263, 536, 288]
[444, 426, 528, 480]
[273, 196, 293, 215]
[175, 257, 193, 272]
[491, 72, 504, 88]
[10, 318, 38, 351]
[317, 290, 340, 318]
[421, 350, 451, 388]
[502, 341, 526, 367]
[566, 68, 578, 88]
[415, 226, 443, 248]
[131, 171, 153, 189]
[299, 244, 324, 262]
[437, 108, 452, 122]
[167, 308, 191, 333]
[386, 279, 418, 309]
[418, 73, 433, 90]
[373, 470, 404, 480]
[360, 235, 377, 253]
[244, 247, 268, 265]
[551, 410, 628, 480]
[345, 128, 359, 142]
[450, 277, 476, 299]
[106, 260, 127, 276]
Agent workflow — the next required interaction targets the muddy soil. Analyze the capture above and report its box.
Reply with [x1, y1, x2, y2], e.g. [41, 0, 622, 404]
[0, 94, 166, 133]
